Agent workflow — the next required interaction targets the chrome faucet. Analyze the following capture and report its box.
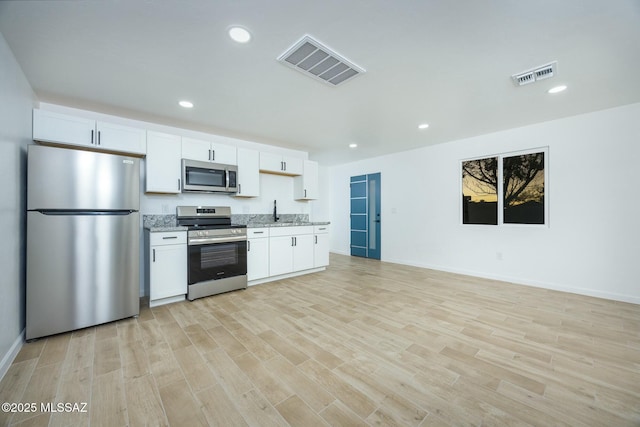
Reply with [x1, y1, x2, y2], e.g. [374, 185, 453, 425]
[273, 200, 279, 222]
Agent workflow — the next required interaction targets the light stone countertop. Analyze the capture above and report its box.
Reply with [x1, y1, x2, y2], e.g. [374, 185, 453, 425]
[246, 221, 330, 228]
[144, 226, 188, 232]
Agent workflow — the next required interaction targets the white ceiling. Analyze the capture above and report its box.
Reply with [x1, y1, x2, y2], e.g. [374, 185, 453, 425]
[1, 0, 639, 165]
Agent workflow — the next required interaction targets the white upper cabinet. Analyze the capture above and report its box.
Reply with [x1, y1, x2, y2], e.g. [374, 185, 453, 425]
[96, 121, 147, 154]
[32, 109, 146, 155]
[259, 152, 303, 176]
[182, 136, 237, 165]
[235, 148, 260, 197]
[294, 160, 319, 200]
[146, 131, 182, 193]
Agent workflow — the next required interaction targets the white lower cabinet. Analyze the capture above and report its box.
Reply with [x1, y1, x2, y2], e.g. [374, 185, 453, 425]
[247, 228, 269, 281]
[248, 224, 330, 284]
[268, 226, 315, 277]
[313, 225, 330, 267]
[145, 230, 187, 307]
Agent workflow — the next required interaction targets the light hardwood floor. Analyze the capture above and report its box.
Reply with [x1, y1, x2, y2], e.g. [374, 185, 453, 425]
[1, 253, 639, 426]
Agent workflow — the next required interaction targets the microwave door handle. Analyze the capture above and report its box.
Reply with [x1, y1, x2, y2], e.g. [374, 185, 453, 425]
[226, 169, 230, 190]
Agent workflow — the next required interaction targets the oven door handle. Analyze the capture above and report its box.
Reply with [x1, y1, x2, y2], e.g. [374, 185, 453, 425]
[188, 236, 247, 245]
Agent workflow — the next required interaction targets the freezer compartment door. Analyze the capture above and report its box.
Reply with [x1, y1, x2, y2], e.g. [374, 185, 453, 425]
[26, 211, 140, 340]
[27, 145, 140, 211]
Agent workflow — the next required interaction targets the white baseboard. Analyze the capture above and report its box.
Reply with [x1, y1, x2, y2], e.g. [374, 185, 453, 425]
[149, 295, 185, 308]
[248, 267, 326, 287]
[384, 257, 640, 305]
[0, 329, 24, 382]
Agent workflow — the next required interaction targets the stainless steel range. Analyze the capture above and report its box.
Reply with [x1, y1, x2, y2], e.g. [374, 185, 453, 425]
[176, 206, 247, 300]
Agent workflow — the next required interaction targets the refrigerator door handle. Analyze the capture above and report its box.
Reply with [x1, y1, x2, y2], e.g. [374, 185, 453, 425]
[31, 209, 137, 216]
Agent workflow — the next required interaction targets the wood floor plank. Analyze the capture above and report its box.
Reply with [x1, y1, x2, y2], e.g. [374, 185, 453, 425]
[158, 378, 208, 427]
[183, 324, 219, 355]
[146, 341, 185, 388]
[196, 384, 249, 427]
[173, 345, 217, 393]
[233, 351, 293, 405]
[90, 369, 127, 427]
[93, 336, 121, 376]
[232, 388, 289, 427]
[229, 324, 280, 362]
[49, 366, 91, 427]
[35, 333, 70, 368]
[203, 347, 253, 396]
[9, 362, 62, 425]
[123, 374, 168, 427]
[257, 330, 309, 366]
[298, 358, 377, 419]
[319, 401, 370, 427]
[263, 356, 334, 413]
[275, 395, 330, 426]
[207, 325, 247, 357]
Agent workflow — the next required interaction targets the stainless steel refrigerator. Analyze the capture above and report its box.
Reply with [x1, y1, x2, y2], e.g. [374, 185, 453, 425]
[26, 145, 140, 340]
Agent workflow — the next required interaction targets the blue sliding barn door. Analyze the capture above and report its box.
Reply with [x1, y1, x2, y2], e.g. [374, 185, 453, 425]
[350, 173, 381, 260]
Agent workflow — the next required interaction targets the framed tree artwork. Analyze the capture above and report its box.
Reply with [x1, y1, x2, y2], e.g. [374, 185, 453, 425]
[461, 148, 547, 226]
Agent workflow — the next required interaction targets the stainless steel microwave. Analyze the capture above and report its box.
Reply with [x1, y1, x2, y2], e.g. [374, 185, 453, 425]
[181, 159, 238, 193]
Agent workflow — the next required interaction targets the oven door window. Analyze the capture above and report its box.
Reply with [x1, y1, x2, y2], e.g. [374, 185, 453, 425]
[188, 241, 247, 285]
[185, 166, 226, 188]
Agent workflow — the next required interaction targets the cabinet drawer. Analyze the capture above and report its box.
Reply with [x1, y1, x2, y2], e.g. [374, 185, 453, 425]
[150, 231, 186, 245]
[269, 226, 314, 237]
[314, 225, 330, 234]
[247, 228, 269, 238]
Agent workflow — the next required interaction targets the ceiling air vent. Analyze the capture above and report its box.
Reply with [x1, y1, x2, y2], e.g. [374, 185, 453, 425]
[277, 35, 365, 86]
[512, 61, 557, 87]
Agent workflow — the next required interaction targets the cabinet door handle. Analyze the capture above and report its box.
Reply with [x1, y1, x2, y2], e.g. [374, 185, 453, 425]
[253, 231, 264, 234]
[91, 129, 95, 144]
[284, 161, 287, 171]
[315, 235, 317, 244]
[162, 236, 178, 240]
[291, 237, 294, 246]
[212, 149, 215, 161]
[208, 149, 211, 161]
[152, 248, 156, 262]
[97, 131, 101, 145]
[281, 161, 284, 171]
[247, 240, 251, 251]
[304, 189, 307, 198]
[238, 184, 241, 194]
[178, 179, 181, 191]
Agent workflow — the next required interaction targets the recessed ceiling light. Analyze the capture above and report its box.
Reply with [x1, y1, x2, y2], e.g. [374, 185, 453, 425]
[418, 123, 429, 129]
[349, 143, 358, 148]
[547, 85, 567, 94]
[179, 100, 194, 108]
[228, 26, 251, 43]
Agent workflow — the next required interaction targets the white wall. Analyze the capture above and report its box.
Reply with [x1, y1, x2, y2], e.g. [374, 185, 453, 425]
[0, 33, 37, 378]
[328, 103, 640, 304]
